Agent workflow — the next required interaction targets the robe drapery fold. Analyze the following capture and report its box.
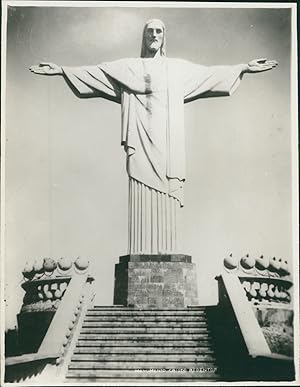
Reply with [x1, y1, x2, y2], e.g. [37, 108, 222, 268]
[128, 178, 180, 254]
[62, 58, 244, 253]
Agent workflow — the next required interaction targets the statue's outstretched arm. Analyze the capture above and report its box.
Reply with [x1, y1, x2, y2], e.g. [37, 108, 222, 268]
[29, 62, 121, 102]
[184, 57, 278, 103]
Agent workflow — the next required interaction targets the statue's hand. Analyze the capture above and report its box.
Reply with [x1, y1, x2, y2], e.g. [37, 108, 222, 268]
[29, 62, 63, 76]
[246, 58, 278, 73]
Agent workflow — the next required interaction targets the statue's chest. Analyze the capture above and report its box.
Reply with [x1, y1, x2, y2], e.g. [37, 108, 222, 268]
[141, 61, 168, 92]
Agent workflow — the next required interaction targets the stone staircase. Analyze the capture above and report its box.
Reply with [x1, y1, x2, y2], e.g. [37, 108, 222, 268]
[65, 305, 220, 382]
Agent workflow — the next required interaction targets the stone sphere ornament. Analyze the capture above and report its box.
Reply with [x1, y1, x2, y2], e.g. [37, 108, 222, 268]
[279, 259, 290, 276]
[240, 254, 255, 270]
[43, 258, 57, 274]
[223, 253, 238, 271]
[33, 258, 44, 274]
[74, 257, 89, 272]
[269, 256, 281, 273]
[283, 260, 290, 275]
[255, 255, 269, 271]
[58, 257, 73, 271]
[22, 262, 34, 280]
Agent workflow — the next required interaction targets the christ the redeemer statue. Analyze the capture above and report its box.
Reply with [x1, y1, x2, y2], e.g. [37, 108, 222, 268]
[30, 19, 277, 256]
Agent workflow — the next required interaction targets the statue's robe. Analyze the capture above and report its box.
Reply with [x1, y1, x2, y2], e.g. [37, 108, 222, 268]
[62, 58, 244, 254]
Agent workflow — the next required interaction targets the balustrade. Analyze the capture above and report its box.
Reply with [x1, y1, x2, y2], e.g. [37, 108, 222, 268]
[222, 252, 294, 359]
[6, 256, 95, 383]
[223, 253, 292, 307]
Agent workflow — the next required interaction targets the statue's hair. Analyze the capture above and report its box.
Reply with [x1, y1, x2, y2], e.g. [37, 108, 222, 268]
[140, 19, 166, 58]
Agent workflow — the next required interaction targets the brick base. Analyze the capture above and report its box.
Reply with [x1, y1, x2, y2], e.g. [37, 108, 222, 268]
[113, 255, 199, 308]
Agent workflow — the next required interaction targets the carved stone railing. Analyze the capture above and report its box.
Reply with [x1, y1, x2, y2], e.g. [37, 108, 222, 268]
[224, 253, 292, 306]
[208, 253, 294, 381]
[240, 276, 292, 305]
[18, 276, 71, 354]
[5, 257, 95, 383]
[223, 253, 294, 359]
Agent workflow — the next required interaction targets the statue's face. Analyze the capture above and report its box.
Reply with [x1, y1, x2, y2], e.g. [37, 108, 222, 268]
[144, 21, 164, 54]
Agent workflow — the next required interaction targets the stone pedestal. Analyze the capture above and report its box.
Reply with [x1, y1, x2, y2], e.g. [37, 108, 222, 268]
[113, 254, 199, 308]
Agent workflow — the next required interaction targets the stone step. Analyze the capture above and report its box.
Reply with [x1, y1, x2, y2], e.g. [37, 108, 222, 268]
[80, 327, 209, 334]
[90, 307, 134, 310]
[66, 369, 219, 380]
[69, 361, 217, 369]
[77, 339, 213, 347]
[66, 306, 217, 382]
[74, 346, 215, 354]
[71, 354, 215, 362]
[79, 333, 211, 340]
[91, 306, 206, 311]
[86, 310, 206, 317]
[84, 315, 207, 322]
[66, 377, 219, 382]
[82, 321, 207, 328]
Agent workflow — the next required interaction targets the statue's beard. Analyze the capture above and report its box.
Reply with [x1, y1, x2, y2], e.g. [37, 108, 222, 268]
[148, 41, 161, 53]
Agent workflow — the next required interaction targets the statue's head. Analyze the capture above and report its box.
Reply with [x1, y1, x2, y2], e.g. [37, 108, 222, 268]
[141, 19, 166, 58]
